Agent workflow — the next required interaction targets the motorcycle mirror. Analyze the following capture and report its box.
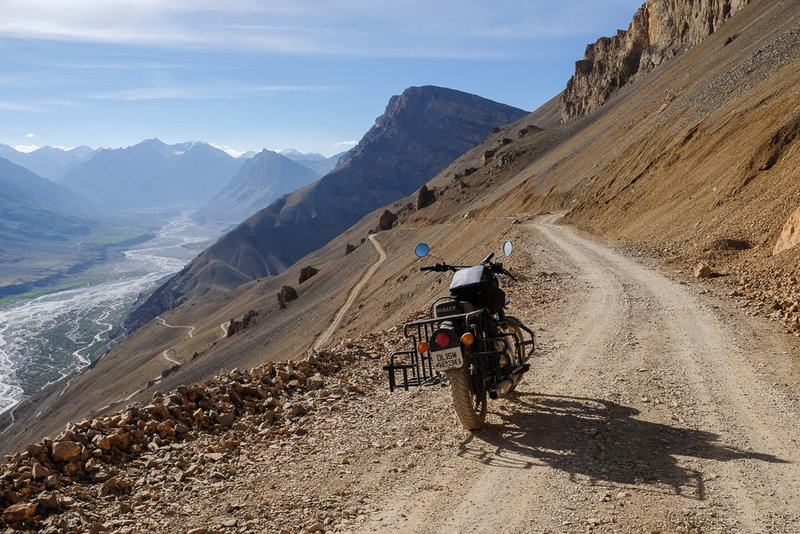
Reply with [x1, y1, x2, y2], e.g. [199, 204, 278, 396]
[503, 240, 513, 257]
[414, 243, 430, 258]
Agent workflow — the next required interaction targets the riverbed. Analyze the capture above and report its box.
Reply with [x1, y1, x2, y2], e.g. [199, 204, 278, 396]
[0, 215, 222, 414]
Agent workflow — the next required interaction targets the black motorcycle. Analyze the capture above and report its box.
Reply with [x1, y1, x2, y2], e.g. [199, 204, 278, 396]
[383, 240, 535, 430]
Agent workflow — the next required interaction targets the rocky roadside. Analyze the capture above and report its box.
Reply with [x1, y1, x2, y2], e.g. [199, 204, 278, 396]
[0, 323, 428, 533]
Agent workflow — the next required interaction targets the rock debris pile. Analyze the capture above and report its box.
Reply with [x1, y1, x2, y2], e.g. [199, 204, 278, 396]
[0, 324, 422, 533]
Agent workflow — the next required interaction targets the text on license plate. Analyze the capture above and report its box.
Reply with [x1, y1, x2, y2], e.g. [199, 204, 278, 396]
[430, 347, 464, 371]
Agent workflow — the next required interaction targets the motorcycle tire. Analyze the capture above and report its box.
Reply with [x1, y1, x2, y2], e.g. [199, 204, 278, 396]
[446, 362, 487, 431]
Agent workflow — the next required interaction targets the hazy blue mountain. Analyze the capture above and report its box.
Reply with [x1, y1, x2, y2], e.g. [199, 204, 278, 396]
[0, 157, 102, 290]
[125, 86, 529, 330]
[280, 149, 348, 176]
[197, 149, 322, 224]
[0, 144, 98, 181]
[59, 139, 244, 211]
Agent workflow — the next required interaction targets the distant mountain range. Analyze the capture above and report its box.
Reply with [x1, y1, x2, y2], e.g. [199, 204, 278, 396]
[57, 139, 244, 211]
[124, 85, 529, 331]
[196, 149, 323, 224]
[279, 150, 347, 176]
[0, 144, 97, 181]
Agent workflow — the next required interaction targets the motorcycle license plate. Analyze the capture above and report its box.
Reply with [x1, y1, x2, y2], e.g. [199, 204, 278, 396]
[430, 346, 464, 371]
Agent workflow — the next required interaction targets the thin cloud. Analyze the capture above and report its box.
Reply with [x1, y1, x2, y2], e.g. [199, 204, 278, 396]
[0, 1, 643, 59]
[334, 140, 357, 149]
[90, 85, 341, 101]
[0, 101, 35, 111]
[26, 133, 35, 138]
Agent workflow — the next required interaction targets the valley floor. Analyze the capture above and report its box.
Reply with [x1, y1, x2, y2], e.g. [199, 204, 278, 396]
[13, 216, 800, 533]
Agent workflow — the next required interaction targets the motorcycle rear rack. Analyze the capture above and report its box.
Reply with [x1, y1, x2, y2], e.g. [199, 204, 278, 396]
[383, 310, 535, 392]
[383, 316, 445, 392]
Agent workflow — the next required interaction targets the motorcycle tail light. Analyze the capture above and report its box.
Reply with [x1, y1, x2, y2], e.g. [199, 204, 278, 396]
[417, 341, 429, 354]
[434, 331, 452, 347]
[460, 332, 475, 346]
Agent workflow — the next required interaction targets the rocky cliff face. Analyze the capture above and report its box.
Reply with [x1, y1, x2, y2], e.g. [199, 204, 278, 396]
[123, 86, 528, 333]
[562, 0, 750, 121]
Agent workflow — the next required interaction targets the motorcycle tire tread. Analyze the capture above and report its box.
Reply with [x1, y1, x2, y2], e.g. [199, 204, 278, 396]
[447, 365, 487, 431]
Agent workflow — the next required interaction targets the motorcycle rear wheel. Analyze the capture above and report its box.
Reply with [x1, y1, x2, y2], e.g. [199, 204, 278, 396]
[446, 363, 487, 431]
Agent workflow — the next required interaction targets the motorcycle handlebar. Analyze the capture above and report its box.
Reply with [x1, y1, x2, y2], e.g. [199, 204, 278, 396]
[420, 263, 459, 273]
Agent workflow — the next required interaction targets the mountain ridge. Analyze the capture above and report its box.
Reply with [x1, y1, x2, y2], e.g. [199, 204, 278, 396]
[59, 139, 243, 211]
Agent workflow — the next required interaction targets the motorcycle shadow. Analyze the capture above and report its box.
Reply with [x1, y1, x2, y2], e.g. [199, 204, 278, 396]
[457, 392, 787, 499]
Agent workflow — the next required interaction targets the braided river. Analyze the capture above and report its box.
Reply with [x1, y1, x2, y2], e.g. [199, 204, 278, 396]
[0, 215, 220, 414]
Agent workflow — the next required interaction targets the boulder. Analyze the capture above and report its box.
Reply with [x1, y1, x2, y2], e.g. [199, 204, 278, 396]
[215, 412, 235, 427]
[774, 204, 800, 255]
[50, 441, 82, 463]
[378, 209, 398, 231]
[299, 266, 319, 284]
[31, 460, 53, 480]
[306, 374, 325, 390]
[3, 502, 37, 522]
[710, 238, 751, 251]
[694, 264, 713, 279]
[277, 285, 298, 308]
[416, 185, 436, 209]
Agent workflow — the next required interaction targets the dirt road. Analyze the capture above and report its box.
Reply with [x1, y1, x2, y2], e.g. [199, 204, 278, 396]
[313, 234, 387, 350]
[355, 215, 800, 533]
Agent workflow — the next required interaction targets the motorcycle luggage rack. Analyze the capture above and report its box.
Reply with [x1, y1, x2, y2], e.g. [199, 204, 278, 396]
[383, 316, 446, 392]
[384, 311, 479, 392]
[383, 310, 535, 392]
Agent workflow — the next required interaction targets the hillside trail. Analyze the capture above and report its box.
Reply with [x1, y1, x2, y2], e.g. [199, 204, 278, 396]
[356, 214, 800, 533]
[156, 316, 195, 338]
[313, 234, 386, 351]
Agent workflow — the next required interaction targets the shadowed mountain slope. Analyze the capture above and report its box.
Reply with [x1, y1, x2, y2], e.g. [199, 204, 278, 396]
[0, 157, 101, 290]
[0, 145, 97, 181]
[196, 149, 322, 225]
[123, 86, 528, 332]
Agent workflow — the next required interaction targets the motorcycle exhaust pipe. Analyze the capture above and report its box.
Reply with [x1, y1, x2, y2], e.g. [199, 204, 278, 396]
[489, 379, 514, 399]
[490, 363, 530, 399]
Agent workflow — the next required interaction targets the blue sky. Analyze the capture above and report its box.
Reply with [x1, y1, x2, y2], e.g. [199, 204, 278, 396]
[1, 1, 644, 157]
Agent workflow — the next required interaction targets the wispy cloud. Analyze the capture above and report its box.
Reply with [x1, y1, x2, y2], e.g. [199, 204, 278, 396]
[0, 1, 641, 59]
[0, 101, 38, 111]
[334, 140, 357, 149]
[90, 85, 341, 101]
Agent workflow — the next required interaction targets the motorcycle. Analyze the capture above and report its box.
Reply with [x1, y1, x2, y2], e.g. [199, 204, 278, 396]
[383, 240, 535, 430]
